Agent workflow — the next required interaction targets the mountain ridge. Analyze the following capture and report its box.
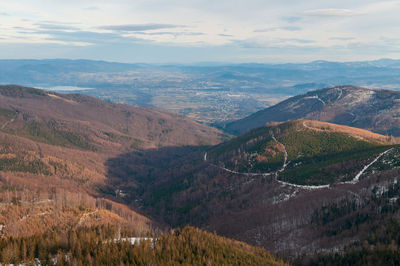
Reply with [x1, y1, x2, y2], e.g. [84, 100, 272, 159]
[224, 85, 400, 136]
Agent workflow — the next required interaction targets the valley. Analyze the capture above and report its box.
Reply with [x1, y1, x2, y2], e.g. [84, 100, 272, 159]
[3, 0, 400, 263]
[106, 119, 400, 259]
[0, 83, 398, 264]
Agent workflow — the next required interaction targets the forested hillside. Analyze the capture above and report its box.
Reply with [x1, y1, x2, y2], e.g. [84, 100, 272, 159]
[0, 226, 286, 265]
[0, 85, 226, 237]
[107, 120, 400, 258]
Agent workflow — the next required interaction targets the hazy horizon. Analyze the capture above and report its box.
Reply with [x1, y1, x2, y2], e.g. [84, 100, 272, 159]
[1, 57, 400, 66]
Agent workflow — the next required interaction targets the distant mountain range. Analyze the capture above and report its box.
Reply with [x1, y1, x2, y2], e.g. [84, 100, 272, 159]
[224, 85, 400, 136]
[3, 58, 400, 85]
[2, 59, 400, 124]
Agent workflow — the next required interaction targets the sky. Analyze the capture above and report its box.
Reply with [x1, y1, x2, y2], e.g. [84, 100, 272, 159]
[1, 0, 400, 63]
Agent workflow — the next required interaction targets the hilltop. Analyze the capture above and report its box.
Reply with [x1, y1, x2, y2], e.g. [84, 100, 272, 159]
[224, 86, 400, 136]
[209, 120, 397, 185]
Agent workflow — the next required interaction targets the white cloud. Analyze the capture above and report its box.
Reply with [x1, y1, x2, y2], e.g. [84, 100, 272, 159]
[303, 8, 361, 17]
[99, 23, 184, 32]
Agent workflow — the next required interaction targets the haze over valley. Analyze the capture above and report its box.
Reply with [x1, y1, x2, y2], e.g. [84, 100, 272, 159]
[2, 59, 400, 124]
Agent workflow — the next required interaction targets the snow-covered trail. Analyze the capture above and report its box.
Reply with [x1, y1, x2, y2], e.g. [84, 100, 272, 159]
[336, 88, 343, 101]
[210, 135, 328, 190]
[272, 133, 330, 190]
[210, 164, 275, 177]
[276, 179, 330, 190]
[349, 112, 358, 123]
[303, 95, 326, 105]
[208, 134, 392, 191]
[272, 134, 289, 173]
[343, 148, 393, 184]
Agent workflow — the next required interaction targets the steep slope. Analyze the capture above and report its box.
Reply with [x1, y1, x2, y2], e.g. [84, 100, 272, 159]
[0, 129, 153, 237]
[107, 120, 400, 258]
[0, 85, 226, 237]
[224, 86, 400, 136]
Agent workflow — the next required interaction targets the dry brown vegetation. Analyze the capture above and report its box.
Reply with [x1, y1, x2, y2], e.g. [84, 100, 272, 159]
[0, 85, 227, 237]
[300, 120, 400, 144]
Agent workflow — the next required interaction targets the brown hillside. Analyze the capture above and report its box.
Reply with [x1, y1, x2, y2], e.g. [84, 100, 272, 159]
[0, 85, 226, 237]
[0, 85, 225, 153]
[298, 120, 399, 144]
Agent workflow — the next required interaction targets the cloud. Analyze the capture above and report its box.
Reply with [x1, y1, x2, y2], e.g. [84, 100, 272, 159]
[99, 23, 184, 32]
[282, 16, 302, 23]
[233, 37, 316, 49]
[254, 26, 301, 32]
[134, 31, 204, 36]
[84, 6, 100, 11]
[28, 29, 146, 45]
[219, 34, 233, 37]
[330, 37, 355, 41]
[304, 8, 361, 17]
[283, 38, 315, 44]
[0, 12, 9, 16]
[35, 23, 80, 31]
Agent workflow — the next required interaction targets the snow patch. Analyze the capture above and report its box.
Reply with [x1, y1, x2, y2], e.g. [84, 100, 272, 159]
[303, 95, 326, 105]
[343, 148, 393, 184]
